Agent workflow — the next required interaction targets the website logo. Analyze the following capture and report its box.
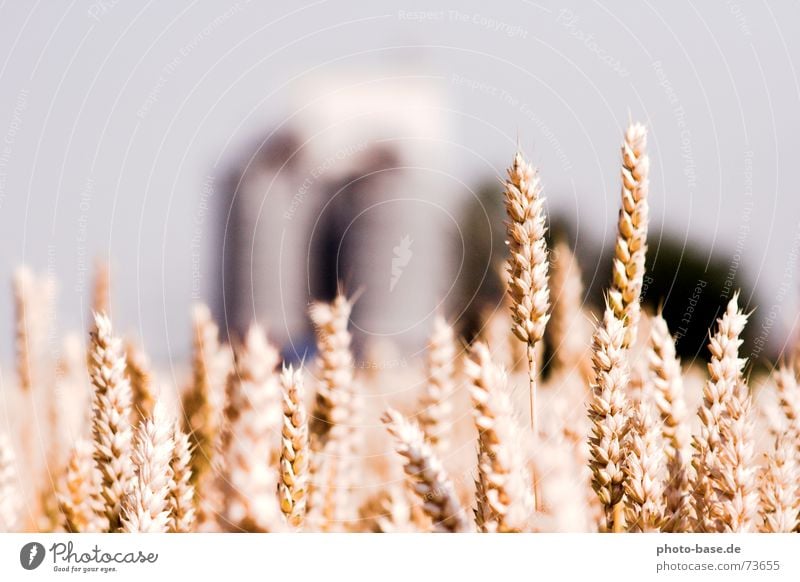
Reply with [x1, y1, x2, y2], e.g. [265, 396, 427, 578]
[390, 235, 413, 291]
[20, 542, 46, 570]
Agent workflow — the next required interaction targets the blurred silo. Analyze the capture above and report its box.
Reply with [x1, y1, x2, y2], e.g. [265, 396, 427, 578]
[218, 74, 458, 359]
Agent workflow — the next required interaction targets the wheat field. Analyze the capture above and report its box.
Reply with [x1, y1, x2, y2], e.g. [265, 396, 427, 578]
[0, 122, 798, 534]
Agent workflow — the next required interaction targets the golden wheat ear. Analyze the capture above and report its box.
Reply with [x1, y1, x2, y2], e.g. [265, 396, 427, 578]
[757, 434, 800, 532]
[623, 403, 664, 532]
[168, 422, 196, 533]
[417, 315, 457, 456]
[57, 439, 107, 533]
[546, 240, 589, 374]
[88, 312, 135, 532]
[689, 293, 753, 533]
[120, 401, 174, 533]
[646, 314, 690, 532]
[503, 151, 551, 431]
[609, 123, 649, 349]
[0, 433, 21, 531]
[587, 300, 632, 533]
[279, 364, 310, 529]
[381, 408, 470, 533]
[180, 303, 232, 526]
[217, 323, 282, 532]
[308, 293, 355, 447]
[465, 342, 535, 532]
[125, 340, 156, 424]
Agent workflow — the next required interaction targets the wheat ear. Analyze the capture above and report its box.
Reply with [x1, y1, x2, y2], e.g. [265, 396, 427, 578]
[647, 314, 690, 532]
[716, 380, 757, 532]
[503, 151, 550, 431]
[309, 294, 355, 447]
[306, 294, 356, 529]
[689, 293, 749, 532]
[757, 434, 800, 532]
[465, 342, 535, 532]
[279, 364, 310, 528]
[218, 324, 282, 531]
[381, 409, 469, 532]
[774, 366, 800, 458]
[623, 403, 664, 531]
[181, 304, 231, 506]
[121, 401, 174, 532]
[417, 315, 457, 455]
[609, 123, 649, 348]
[0, 433, 20, 531]
[58, 439, 107, 532]
[546, 240, 589, 373]
[13, 266, 36, 393]
[88, 312, 135, 531]
[587, 301, 632, 532]
[168, 423, 196, 532]
[126, 340, 156, 424]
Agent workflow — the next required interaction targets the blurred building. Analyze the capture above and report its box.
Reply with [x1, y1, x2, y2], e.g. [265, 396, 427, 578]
[218, 75, 459, 359]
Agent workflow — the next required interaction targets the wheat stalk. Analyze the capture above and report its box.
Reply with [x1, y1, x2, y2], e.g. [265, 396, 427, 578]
[57, 439, 107, 533]
[587, 301, 632, 532]
[168, 422, 196, 533]
[0, 433, 20, 532]
[465, 342, 535, 532]
[646, 314, 690, 531]
[217, 324, 282, 532]
[279, 364, 310, 528]
[88, 312, 135, 531]
[417, 315, 458, 455]
[503, 151, 550, 431]
[689, 293, 748, 532]
[381, 408, 469, 532]
[609, 123, 649, 348]
[121, 401, 174, 532]
[757, 434, 800, 532]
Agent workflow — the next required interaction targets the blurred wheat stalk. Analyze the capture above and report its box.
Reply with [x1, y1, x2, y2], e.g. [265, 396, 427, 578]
[1, 123, 798, 534]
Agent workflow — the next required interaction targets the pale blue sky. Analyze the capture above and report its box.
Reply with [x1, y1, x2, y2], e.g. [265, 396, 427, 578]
[0, 0, 798, 362]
